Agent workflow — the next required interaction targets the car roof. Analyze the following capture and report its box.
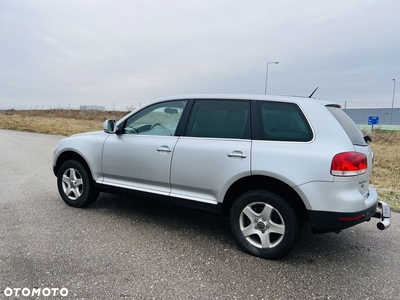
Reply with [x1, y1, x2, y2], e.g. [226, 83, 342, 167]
[150, 94, 339, 107]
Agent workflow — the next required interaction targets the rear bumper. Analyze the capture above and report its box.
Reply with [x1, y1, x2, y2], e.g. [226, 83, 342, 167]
[308, 200, 391, 234]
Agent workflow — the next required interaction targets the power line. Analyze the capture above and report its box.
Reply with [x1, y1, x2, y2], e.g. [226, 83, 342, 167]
[0, 85, 139, 100]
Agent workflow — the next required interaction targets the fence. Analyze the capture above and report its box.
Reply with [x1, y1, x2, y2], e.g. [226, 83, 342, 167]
[343, 108, 400, 125]
[1, 101, 400, 128]
[335, 101, 400, 128]
[0, 103, 137, 112]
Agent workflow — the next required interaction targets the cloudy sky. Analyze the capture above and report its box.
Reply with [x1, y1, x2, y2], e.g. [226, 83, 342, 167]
[0, 0, 399, 110]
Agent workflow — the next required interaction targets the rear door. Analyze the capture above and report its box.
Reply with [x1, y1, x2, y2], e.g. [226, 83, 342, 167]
[170, 99, 251, 205]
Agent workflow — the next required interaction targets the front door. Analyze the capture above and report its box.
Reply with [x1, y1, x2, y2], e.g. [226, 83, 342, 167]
[102, 100, 187, 195]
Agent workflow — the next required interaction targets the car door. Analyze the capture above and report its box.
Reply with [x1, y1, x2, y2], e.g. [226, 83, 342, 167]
[170, 99, 251, 205]
[102, 100, 188, 195]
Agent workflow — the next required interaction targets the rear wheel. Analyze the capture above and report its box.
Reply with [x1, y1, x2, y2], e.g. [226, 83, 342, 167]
[57, 160, 99, 207]
[230, 190, 299, 259]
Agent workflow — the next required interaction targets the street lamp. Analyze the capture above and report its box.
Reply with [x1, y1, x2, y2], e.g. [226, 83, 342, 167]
[390, 79, 396, 125]
[264, 61, 279, 94]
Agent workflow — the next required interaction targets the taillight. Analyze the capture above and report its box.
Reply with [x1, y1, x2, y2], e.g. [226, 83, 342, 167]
[331, 152, 368, 176]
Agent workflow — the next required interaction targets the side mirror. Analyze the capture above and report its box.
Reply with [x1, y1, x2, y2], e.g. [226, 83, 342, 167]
[103, 119, 117, 134]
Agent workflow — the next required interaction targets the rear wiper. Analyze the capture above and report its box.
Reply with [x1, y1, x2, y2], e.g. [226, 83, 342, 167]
[364, 135, 372, 143]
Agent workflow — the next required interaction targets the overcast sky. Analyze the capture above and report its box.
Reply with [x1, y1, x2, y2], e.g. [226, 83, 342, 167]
[1, 0, 399, 110]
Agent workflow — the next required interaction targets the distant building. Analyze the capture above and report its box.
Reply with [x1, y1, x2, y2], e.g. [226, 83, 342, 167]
[343, 108, 400, 125]
[80, 105, 105, 111]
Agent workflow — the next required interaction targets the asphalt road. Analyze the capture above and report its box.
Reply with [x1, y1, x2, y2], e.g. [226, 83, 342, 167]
[0, 129, 399, 300]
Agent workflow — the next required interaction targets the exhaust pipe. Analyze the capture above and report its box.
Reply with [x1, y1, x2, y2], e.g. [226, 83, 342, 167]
[373, 201, 391, 230]
[377, 218, 391, 230]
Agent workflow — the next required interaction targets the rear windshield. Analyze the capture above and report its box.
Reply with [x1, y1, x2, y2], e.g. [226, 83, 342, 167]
[326, 106, 367, 146]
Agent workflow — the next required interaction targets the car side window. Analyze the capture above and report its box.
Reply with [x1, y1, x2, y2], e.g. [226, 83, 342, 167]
[123, 100, 187, 136]
[185, 100, 250, 139]
[258, 101, 313, 141]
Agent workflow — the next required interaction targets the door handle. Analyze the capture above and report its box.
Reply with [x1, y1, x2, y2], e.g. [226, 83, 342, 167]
[157, 146, 172, 153]
[228, 151, 247, 158]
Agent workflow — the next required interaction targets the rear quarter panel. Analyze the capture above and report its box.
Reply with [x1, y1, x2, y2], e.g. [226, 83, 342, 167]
[251, 100, 356, 209]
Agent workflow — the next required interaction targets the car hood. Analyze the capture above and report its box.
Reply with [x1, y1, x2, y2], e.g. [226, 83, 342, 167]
[69, 130, 105, 138]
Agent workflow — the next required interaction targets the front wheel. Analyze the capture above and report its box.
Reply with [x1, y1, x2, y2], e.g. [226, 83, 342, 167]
[57, 160, 99, 208]
[230, 190, 299, 259]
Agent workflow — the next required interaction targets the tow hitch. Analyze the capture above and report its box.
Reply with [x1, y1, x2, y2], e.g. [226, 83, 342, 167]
[373, 201, 391, 230]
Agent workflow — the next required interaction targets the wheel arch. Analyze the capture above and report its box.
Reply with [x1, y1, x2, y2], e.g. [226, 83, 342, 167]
[54, 151, 94, 181]
[222, 175, 309, 223]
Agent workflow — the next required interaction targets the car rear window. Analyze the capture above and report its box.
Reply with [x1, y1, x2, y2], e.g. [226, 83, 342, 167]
[326, 106, 367, 146]
[257, 101, 313, 142]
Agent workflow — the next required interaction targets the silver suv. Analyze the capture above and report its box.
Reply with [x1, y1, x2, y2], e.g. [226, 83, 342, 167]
[53, 94, 391, 259]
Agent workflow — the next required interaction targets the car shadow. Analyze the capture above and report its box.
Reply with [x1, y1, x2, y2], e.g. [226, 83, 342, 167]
[86, 192, 376, 263]
[90, 192, 234, 243]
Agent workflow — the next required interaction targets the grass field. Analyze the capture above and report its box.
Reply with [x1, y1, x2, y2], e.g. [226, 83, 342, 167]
[1, 109, 399, 212]
[0, 109, 128, 136]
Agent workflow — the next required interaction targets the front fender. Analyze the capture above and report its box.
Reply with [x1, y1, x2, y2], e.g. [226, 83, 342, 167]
[53, 131, 109, 181]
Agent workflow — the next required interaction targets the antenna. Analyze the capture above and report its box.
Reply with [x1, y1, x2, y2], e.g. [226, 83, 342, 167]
[308, 87, 318, 98]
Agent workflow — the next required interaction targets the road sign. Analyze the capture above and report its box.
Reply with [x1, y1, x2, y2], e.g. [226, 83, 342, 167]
[368, 116, 379, 125]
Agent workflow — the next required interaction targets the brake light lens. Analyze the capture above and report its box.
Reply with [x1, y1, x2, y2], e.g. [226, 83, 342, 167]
[331, 152, 368, 176]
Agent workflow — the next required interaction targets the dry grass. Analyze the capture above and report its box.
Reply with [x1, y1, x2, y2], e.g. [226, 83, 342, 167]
[0, 109, 128, 136]
[369, 131, 400, 212]
[1, 109, 399, 212]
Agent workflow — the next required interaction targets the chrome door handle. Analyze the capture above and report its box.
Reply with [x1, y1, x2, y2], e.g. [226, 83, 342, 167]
[157, 146, 172, 153]
[228, 151, 247, 158]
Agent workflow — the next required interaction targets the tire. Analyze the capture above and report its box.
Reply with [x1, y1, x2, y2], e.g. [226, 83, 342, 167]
[57, 160, 99, 208]
[230, 190, 299, 259]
